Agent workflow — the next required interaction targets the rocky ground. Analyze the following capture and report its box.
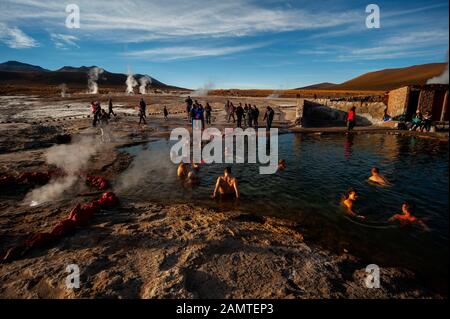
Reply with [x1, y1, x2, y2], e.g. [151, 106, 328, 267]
[0, 93, 446, 298]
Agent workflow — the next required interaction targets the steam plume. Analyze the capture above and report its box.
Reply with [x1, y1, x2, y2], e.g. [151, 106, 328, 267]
[88, 67, 104, 94]
[126, 70, 138, 94]
[191, 81, 214, 97]
[139, 75, 152, 94]
[58, 83, 67, 97]
[427, 53, 449, 84]
[114, 147, 174, 194]
[25, 136, 102, 206]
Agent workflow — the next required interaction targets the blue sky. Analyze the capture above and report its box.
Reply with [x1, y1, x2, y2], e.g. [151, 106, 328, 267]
[0, 0, 448, 89]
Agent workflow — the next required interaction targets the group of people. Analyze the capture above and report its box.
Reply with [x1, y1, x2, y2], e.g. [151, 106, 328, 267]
[91, 98, 116, 127]
[410, 110, 433, 132]
[225, 101, 276, 130]
[184, 96, 213, 128]
[90, 99, 117, 142]
[342, 167, 428, 230]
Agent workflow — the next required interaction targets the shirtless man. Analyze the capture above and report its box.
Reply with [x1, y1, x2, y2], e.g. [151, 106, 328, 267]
[388, 202, 429, 230]
[212, 167, 240, 199]
[342, 188, 365, 219]
[368, 167, 389, 186]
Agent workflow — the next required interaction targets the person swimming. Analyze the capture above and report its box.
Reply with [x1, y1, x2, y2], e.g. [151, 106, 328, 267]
[342, 188, 365, 219]
[368, 167, 389, 186]
[177, 162, 189, 178]
[212, 167, 240, 199]
[278, 159, 286, 171]
[388, 202, 429, 230]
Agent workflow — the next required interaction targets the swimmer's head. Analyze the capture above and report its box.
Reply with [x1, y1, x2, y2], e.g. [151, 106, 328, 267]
[224, 166, 231, 176]
[371, 167, 379, 175]
[402, 201, 416, 215]
[278, 159, 286, 169]
[345, 188, 357, 200]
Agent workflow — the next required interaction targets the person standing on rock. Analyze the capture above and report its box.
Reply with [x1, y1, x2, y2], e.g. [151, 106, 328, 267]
[139, 98, 147, 125]
[346, 106, 356, 132]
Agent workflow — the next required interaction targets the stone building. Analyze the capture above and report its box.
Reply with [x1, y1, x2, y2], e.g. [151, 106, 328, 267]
[387, 84, 449, 121]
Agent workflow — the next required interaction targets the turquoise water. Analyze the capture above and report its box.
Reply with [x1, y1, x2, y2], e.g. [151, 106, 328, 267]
[119, 133, 449, 292]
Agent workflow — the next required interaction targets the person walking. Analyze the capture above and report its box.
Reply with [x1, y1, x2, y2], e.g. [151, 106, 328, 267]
[139, 98, 147, 125]
[108, 98, 116, 118]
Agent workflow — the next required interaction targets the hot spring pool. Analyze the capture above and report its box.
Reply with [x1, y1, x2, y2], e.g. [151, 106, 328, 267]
[118, 133, 449, 291]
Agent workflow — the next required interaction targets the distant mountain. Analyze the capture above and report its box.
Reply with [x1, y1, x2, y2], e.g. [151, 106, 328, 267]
[0, 61, 187, 91]
[296, 82, 336, 90]
[0, 61, 50, 72]
[56, 66, 96, 73]
[328, 63, 447, 91]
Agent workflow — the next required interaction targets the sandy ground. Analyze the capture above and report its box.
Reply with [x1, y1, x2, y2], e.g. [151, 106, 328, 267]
[0, 93, 445, 298]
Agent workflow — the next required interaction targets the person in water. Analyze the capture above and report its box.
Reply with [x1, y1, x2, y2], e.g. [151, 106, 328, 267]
[177, 162, 190, 178]
[388, 202, 429, 230]
[212, 167, 240, 199]
[185, 171, 200, 187]
[278, 159, 286, 171]
[342, 188, 365, 219]
[368, 167, 389, 186]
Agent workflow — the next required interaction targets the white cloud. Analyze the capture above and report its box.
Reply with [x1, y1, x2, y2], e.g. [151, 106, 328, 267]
[0, 23, 39, 48]
[299, 29, 449, 62]
[122, 43, 268, 61]
[0, 0, 360, 42]
[50, 33, 79, 49]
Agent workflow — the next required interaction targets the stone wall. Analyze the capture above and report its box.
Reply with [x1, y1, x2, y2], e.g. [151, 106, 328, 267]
[387, 86, 409, 118]
[418, 88, 435, 114]
[304, 99, 387, 125]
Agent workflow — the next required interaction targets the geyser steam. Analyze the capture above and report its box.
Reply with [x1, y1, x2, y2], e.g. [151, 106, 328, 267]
[58, 83, 67, 97]
[24, 136, 102, 206]
[427, 53, 449, 84]
[191, 81, 214, 97]
[88, 67, 104, 94]
[139, 76, 152, 94]
[126, 70, 138, 94]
